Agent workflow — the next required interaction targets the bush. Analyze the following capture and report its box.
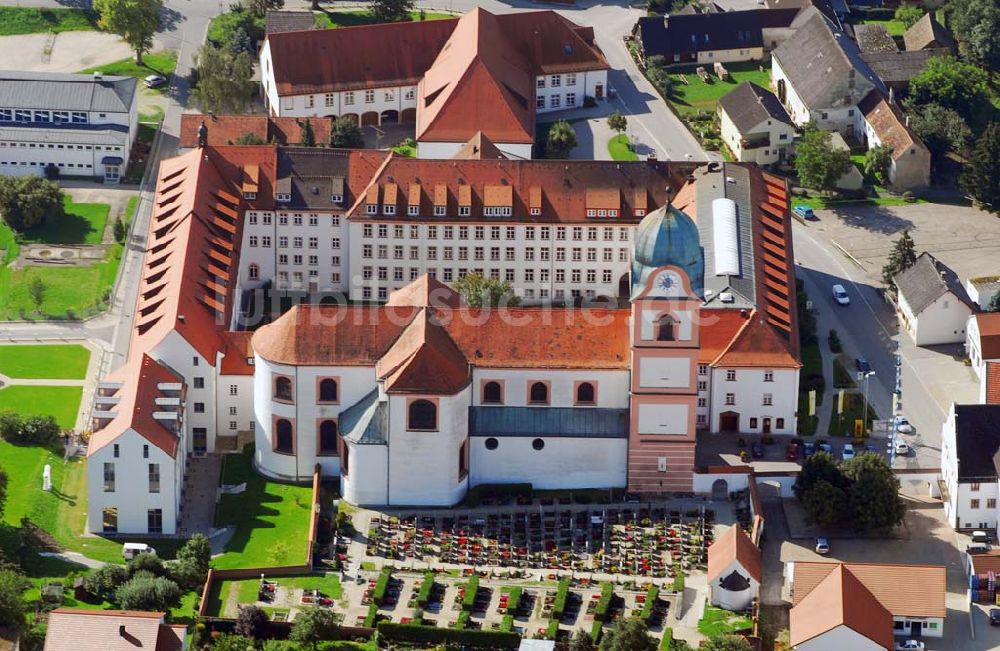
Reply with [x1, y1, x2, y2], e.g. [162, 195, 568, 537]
[500, 614, 514, 632]
[372, 567, 391, 606]
[594, 582, 613, 622]
[462, 483, 532, 507]
[377, 622, 521, 648]
[113, 216, 126, 244]
[116, 575, 181, 611]
[234, 604, 268, 639]
[83, 564, 129, 598]
[454, 610, 470, 630]
[828, 329, 842, 354]
[0, 413, 61, 447]
[415, 571, 435, 607]
[671, 569, 685, 593]
[659, 628, 673, 650]
[362, 603, 379, 628]
[552, 577, 570, 619]
[545, 618, 560, 639]
[127, 552, 165, 577]
[640, 585, 659, 622]
[505, 586, 522, 614]
[461, 575, 479, 611]
[591, 619, 604, 644]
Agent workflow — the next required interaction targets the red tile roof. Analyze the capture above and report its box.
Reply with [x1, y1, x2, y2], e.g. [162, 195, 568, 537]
[179, 114, 333, 149]
[386, 275, 461, 309]
[698, 309, 752, 364]
[976, 313, 1000, 360]
[712, 312, 800, 368]
[755, 171, 796, 343]
[707, 524, 762, 582]
[377, 311, 470, 394]
[219, 330, 254, 376]
[791, 562, 946, 618]
[987, 362, 1000, 405]
[44, 609, 183, 651]
[264, 18, 459, 95]
[790, 564, 894, 649]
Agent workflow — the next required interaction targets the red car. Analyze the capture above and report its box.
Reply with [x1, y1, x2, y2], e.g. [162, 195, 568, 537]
[785, 442, 799, 461]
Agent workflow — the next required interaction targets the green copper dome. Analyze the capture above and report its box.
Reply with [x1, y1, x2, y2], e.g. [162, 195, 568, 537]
[631, 203, 704, 299]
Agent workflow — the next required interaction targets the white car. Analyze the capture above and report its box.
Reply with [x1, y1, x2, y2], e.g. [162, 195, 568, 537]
[832, 284, 850, 305]
[815, 537, 830, 554]
[144, 74, 167, 88]
[841, 443, 855, 460]
[895, 640, 924, 651]
[893, 441, 910, 455]
[893, 416, 914, 433]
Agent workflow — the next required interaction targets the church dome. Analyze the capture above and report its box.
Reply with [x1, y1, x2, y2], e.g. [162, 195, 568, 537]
[631, 202, 704, 298]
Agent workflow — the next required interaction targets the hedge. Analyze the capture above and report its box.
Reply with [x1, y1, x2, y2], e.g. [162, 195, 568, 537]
[363, 603, 379, 628]
[594, 582, 613, 622]
[416, 571, 435, 607]
[500, 614, 514, 632]
[504, 586, 522, 614]
[659, 628, 673, 650]
[454, 611, 470, 630]
[640, 585, 660, 623]
[461, 575, 480, 611]
[372, 568, 391, 606]
[545, 618, 560, 639]
[551, 577, 570, 619]
[591, 619, 604, 645]
[376, 622, 521, 649]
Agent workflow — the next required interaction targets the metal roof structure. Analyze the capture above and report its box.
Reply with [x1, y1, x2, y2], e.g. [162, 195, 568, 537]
[339, 389, 388, 445]
[469, 406, 628, 438]
[0, 123, 128, 145]
[0, 70, 137, 113]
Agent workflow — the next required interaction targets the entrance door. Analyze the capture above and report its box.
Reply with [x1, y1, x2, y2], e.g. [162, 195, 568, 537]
[105, 165, 121, 182]
[193, 427, 207, 455]
[595, 84, 604, 100]
[719, 411, 739, 432]
[909, 621, 922, 638]
[762, 418, 772, 434]
[102, 507, 118, 533]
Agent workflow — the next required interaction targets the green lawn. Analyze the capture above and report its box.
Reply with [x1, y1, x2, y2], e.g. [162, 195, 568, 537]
[832, 356, 857, 389]
[207, 573, 343, 617]
[795, 190, 924, 210]
[0, 386, 82, 429]
[78, 51, 178, 93]
[697, 607, 753, 637]
[828, 391, 879, 438]
[213, 445, 315, 569]
[859, 18, 907, 37]
[608, 134, 638, 161]
[19, 197, 110, 245]
[314, 10, 454, 29]
[391, 138, 417, 158]
[0, 344, 90, 380]
[0, 6, 98, 35]
[667, 61, 771, 115]
[124, 196, 140, 226]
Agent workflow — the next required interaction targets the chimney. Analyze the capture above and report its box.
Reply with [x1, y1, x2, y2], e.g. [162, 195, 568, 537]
[663, 13, 670, 29]
[119, 625, 127, 637]
[197, 120, 208, 149]
[888, 87, 895, 105]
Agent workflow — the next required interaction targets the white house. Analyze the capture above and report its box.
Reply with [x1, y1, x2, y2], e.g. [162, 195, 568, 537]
[717, 82, 796, 165]
[965, 313, 1000, 404]
[856, 91, 931, 193]
[707, 525, 761, 611]
[940, 403, 1000, 533]
[0, 70, 137, 182]
[788, 561, 945, 645]
[894, 252, 974, 346]
[965, 277, 1000, 311]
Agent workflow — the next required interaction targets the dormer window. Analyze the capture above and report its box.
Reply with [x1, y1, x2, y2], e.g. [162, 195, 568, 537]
[530, 207, 541, 216]
[634, 209, 645, 217]
[276, 193, 291, 202]
[408, 205, 419, 216]
[597, 209, 607, 217]
[587, 209, 596, 217]
[483, 206, 512, 217]
[459, 206, 471, 216]
[366, 204, 378, 215]
[434, 206, 446, 216]
[244, 191, 256, 200]
[608, 209, 618, 217]
[331, 194, 343, 204]
[383, 204, 396, 215]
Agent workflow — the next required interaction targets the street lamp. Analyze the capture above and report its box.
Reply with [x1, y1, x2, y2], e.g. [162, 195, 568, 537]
[857, 370, 875, 437]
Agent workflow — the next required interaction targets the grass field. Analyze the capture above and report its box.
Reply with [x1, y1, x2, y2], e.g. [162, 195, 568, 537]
[795, 189, 924, 210]
[213, 445, 314, 569]
[667, 62, 771, 116]
[608, 134, 638, 161]
[20, 197, 110, 245]
[697, 607, 753, 637]
[0, 344, 90, 380]
[0, 386, 82, 428]
[78, 51, 178, 94]
[314, 10, 454, 29]
[0, 6, 98, 35]
[859, 18, 907, 37]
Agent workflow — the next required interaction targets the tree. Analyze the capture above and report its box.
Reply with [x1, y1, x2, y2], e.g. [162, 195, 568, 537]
[800, 479, 849, 527]
[569, 630, 595, 651]
[909, 56, 990, 128]
[369, 0, 414, 23]
[894, 5, 924, 29]
[598, 617, 657, 651]
[546, 120, 578, 159]
[960, 121, 1000, 215]
[702, 635, 753, 651]
[171, 534, 211, 590]
[289, 607, 338, 649]
[987, 291, 1000, 312]
[794, 125, 850, 193]
[329, 117, 364, 148]
[192, 44, 256, 115]
[907, 102, 971, 159]
[842, 453, 906, 531]
[116, 575, 181, 611]
[234, 132, 268, 145]
[212, 634, 258, 651]
[246, 0, 283, 17]
[228, 26, 256, 55]
[949, 0, 1000, 73]
[452, 273, 521, 308]
[235, 605, 269, 640]
[28, 277, 45, 314]
[113, 216, 127, 244]
[607, 111, 628, 136]
[127, 552, 165, 577]
[83, 564, 129, 599]
[793, 451, 845, 500]
[881, 230, 917, 289]
[0, 566, 29, 631]
[92, 0, 163, 65]
[863, 145, 893, 185]
[300, 119, 316, 147]
[0, 175, 65, 231]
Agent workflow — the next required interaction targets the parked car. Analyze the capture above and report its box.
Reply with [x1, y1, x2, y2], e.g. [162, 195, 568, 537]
[122, 542, 156, 560]
[842, 443, 855, 461]
[893, 441, 910, 455]
[972, 531, 992, 545]
[893, 416, 914, 433]
[802, 441, 815, 458]
[855, 357, 871, 373]
[895, 640, 925, 651]
[990, 608, 1000, 625]
[815, 538, 830, 555]
[751, 442, 765, 458]
[864, 444, 878, 453]
[143, 74, 167, 88]
[793, 205, 816, 220]
[832, 283, 850, 305]
[817, 441, 832, 453]
[785, 442, 799, 461]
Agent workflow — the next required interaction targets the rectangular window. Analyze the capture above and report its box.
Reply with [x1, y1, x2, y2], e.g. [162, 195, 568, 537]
[726, 370, 736, 381]
[365, 90, 375, 103]
[698, 365, 708, 375]
[698, 398, 707, 407]
[764, 370, 774, 382]
[230, 385, 238, 396]
[194, 377, 204, 389]
[194, 402, 205, 413]
[147, 509, 162, 534]
[989, 499, 997, 509]
[103, 463, 115, 492]
[972, 483, 981, 491]
[972, 499, 981, 509]
[325, 93, 335, 107]
[143, 444, 149, 459]
[763, 393, 773, 406]
[776, 418, 785, 429]
[148, 464, 160, 493]
[725, 393, 735, 406]
[344, 91, 354, 105]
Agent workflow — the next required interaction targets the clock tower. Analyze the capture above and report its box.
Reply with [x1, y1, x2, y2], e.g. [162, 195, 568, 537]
[627, 202, 703, 494]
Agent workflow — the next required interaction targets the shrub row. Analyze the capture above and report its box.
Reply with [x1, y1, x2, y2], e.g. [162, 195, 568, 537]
[591, 619, 604, 645]
[594, 582, 614, 622]
[415, 571, 435, 607]
[461, 575, 480, 611]
[504, 586, 522, 614]
[500, 614, 514, 632]
[454, 611, 470, 630]
[545, 618, 560, 639]
[376, 622, 521, 649]
[640, 584, 660, 623]
[372, 568, 391, 606]
[362, 603, 378, 628]
[551, 577, 570, 619]
[659, 628, 673, 650]
[0, 412, 61, 447]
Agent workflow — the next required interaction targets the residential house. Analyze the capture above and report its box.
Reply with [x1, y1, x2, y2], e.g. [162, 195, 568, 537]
[787, 561, 946, 643]
[965, 313, 1000, 405]
[0, 71, 137, 182]
[940, 403, 1000, 533]
[717, 81, 796, 165]
[903, 12, 955, 52]
[707, 524, 761, 611]
[894, 252, 974, 346]
[856, 91, 930, 192]
[44, 609, 186, 651]
[965, 277, 1000, 311]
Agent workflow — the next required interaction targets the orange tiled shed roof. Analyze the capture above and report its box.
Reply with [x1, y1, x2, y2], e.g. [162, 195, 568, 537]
[976, 312, 1000, 359]
[707, 524, 761, 582]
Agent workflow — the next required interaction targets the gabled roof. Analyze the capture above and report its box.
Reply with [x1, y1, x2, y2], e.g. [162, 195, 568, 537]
[698, 310, 752, 364]
[790, 561, 946, 618]
[974, 313, 1000, 359]
[452, 131, 510, 160]
[707, 524, 761, 583]
[858, 91, 929, 161]
[790, 565, 894, 649]
[712, 313, 800, 368]
[385, 275, 461, 308]
[860, 48, 947, 86]
[894, 251, 973, 314]
[264, 9, 315, 34]
[953, 404, 1000, 480]
[718, 82, 793, 134]
[0, 70, 137, 113]
[633, 9, 799, 57]
[903, 12, 954, 52]
[376, 311, 470, 394]
[219, 330, 254, 376]
[44, 609, 184, 651]
[179, 114, 333, 148]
